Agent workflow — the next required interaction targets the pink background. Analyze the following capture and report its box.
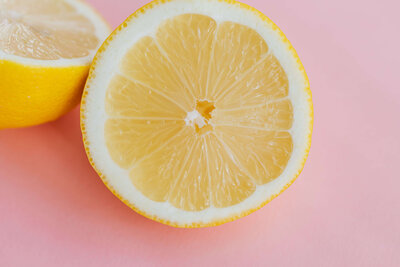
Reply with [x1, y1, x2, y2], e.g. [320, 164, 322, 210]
[1, 0, 399, 266]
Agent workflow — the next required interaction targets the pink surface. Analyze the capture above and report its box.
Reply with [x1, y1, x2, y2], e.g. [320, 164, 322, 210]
[1, 0, 399, 266]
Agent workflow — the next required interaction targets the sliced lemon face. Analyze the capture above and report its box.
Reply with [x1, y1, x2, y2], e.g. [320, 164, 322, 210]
[82, 0, 312, 227]
[0, 0, 105, 60]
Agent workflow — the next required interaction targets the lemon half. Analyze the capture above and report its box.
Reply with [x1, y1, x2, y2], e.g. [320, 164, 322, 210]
[81, 0, 313, 227]
[0, 0, 110, 128]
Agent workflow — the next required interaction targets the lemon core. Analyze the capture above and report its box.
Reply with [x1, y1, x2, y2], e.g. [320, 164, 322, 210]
[185, 100, 215, 134]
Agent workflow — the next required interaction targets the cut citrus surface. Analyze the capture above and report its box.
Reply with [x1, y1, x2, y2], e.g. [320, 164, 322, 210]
[0, 0, 110, 128]
[81, 0, 313, 227]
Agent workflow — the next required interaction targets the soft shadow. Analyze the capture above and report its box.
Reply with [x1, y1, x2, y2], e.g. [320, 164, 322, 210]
[0, 106, 292, 261]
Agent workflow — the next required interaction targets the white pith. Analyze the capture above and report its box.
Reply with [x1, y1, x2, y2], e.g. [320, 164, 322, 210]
[83, 0, 312, 225]
[185, 110, 207, 128]
[0, 0, 110, 66]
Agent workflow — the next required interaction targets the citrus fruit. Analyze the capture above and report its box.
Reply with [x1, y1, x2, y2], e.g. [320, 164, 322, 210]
[81, 0, 313, 227]
[0, 0, 110, 128]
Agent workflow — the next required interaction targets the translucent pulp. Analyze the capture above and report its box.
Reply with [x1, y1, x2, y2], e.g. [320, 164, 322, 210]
[104, 14, 294, 211]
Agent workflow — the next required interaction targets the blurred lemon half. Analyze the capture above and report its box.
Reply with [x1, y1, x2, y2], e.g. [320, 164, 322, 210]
[0, 0, 110, 128]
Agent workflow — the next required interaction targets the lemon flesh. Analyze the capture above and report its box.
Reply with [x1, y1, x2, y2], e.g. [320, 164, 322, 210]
[105, 14, 293, 212]
[0, 0, 99, 60]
